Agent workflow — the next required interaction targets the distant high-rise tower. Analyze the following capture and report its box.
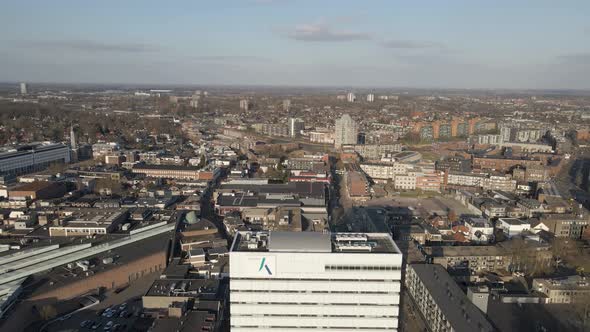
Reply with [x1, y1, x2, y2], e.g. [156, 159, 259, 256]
[334, 114, 358, 148]
[70, 124, 78, 162]
[500, 126, 512, 143]
[239, 99, 250, 111]
[283, 99, 291, 112]
[190, 93, 200, 108]
[70, 125, 77, 150]
[366, 93, 375, 102]
[20, 82, 27, 95]
[289, 118, 304, 138]
[346, 92, 356, 102]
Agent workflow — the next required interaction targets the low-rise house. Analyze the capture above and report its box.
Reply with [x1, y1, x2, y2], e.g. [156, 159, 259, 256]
[465, 217, 494, 243]
[517, 198, 545, 218]
[481, 201, 507, 218]
[497, 218, 531, 238]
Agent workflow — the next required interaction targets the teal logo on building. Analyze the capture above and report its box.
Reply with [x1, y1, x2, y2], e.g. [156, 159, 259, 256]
[258, 257, 272, 275]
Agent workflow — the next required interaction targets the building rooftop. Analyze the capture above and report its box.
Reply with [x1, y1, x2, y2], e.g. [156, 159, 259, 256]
[466, 217, 492, 228]
[145, 278, 220, 298]
[499, 218, 530, 225]
[533, 275, 590, 291]
[9, 181, 59, 192]
[29, 232, 172, 296]
[0, 143, 68, 161]
[1, 223, 175, 287]
[133, 164, 202, 171]
[268, 232, 331, 252]
[426, 245, 502, 257]
[149, 311, 217, 332]
[65, 208, 128, 223]
[231, 231, 401, 254]
[218, 181, 326, 199]
[540, 213, 587, 221]
[409, 264, 495, 332]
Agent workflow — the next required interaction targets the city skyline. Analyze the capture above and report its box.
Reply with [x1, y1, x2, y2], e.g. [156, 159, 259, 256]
[2, 71, 590, 331]
[1, 0, 590, 89]
[3, 2, 590, 331]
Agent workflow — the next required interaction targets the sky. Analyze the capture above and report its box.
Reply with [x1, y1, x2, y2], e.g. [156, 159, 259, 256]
[1, 0, 589, 89]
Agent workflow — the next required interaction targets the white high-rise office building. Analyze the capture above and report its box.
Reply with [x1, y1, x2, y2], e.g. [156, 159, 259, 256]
[239, 99, 250, 111]
[190, 93, 200, 108]
[367, 93, 375, 102]
[70, 125, 79, 162]
[500, 126, 512, 143]
[346, 92, 356, 102]
[230, 231, 403, 332]
[288, 118, 304, 137]
[283, 99, 291, 111]
[70, 125, 77, 150]
[334, 114, 358, 148]
[20, 82, 27, 95]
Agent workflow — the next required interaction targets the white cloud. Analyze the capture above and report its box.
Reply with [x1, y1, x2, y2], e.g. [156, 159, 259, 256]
[285, 22, 371, 42]
[15, 40, 159, 53]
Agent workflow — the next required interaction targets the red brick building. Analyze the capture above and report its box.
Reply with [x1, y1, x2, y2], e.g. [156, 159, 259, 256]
[9, 181, 67, 200]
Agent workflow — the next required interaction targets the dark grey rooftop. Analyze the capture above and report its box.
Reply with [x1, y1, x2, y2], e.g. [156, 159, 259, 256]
[218, 181, 326, 198]
[409, 264, 495, 332]
[145, 278, 220, 298]
[499, 218, 529, 225]
[133, 164, 202, 171]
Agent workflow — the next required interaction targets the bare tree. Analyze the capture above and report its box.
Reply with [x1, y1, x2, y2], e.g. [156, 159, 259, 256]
[573, 293, 590, 332]
[447, 210, 458, 223]
[94, 178, 122, 196]
[551, 237, 581, 268]
[39, 304, 57, 321]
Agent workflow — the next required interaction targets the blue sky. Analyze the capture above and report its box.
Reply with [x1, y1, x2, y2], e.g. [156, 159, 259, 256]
[1, 0, 589, 89]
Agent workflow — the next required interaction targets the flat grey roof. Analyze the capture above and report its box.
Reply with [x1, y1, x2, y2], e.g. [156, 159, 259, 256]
[268, 231, 331, 253]
[499, 218, 529, 225]
[231, 231, 401, 254]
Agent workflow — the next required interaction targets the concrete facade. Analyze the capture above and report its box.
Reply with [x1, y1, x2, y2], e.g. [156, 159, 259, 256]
[229, 231, 403, 332]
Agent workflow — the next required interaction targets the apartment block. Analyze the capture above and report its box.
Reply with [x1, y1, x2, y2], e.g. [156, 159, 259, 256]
[406, 264, 494, 332]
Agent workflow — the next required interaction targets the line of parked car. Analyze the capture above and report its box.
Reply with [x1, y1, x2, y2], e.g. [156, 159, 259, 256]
[78, 302, 131, 331]
[80, 318, 127, 331]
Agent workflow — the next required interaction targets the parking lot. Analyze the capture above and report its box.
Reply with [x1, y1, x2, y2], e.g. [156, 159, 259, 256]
[45, 299, 143, 332]
[43, 272, 160, 332]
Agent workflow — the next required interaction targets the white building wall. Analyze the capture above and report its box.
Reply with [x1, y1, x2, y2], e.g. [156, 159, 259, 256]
[230, 251, 402, 331]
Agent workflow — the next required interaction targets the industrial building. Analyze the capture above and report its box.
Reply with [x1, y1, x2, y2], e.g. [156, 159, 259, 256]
[0, 143, 70, 176]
